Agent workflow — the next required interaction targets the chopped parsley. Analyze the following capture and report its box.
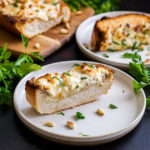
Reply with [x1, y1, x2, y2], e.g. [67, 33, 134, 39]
[79, 132, 89, 136]
[76, 85, 79, 89]
[132, 41, 137, 51]
[102, 53, 109, 58]
[81, 77, 87, 80]
[53, 2, 59, 6]
[122, 52, 136, 59]
[121, 40, 127, 47]
[127, 33, 130, 37]
[64, 72, 71, 77]
[85, 63, 94, 68]
[76, 112, 85, 120]
[57, 112, 65, 116]
[13, 0, 18, 7]
[109, 104, 118, 109]
[74, 64, 80, 67]
[107, 49, 116, 52]
[112, 41, 120, 45]
[35, 9, 39, 12]
[52, 76, 63, 87]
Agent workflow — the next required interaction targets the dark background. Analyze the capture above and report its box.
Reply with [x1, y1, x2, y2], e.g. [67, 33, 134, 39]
[1, 0, 150, 150]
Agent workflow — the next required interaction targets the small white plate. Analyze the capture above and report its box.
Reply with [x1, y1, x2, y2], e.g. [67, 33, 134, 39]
[13, 61, 146, 145]
[76, 11, 150, 68]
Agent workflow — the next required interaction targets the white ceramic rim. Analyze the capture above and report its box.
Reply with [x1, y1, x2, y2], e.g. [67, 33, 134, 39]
[13, 60, 146, 143]
[76, 11, 150, 68]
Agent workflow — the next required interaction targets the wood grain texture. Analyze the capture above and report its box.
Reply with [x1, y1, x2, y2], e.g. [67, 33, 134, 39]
[0, 7, 95, 58]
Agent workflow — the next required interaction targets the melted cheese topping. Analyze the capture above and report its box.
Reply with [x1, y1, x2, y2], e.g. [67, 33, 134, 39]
[31, 63, 111, 101]
[100, 23, 150, 51]
[0, 0, 61, 21]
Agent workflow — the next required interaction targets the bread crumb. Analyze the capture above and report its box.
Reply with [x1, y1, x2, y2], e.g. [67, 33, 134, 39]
[44, 121, 55, 127]
[75, 11, 83, 15]
[60, 28, 69, 34]
[65, 23, 70, 29]
[97, 108, 104, 116]
[34, 42, 40, 49]
[67, 121, 75, 129]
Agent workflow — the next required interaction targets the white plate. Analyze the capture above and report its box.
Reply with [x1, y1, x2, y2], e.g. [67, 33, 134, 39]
[13, 61, 146, 145]
[76, 11, 150, 68]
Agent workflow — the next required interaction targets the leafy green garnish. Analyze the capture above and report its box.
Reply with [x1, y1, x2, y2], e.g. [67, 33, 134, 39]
[76, 112, 85, 120]
[109, 104, 118, 109]
[62, 0, 120, 14]
[122, 52, 136, 59]
[85, 63, 94, 68]
[21, 34, 29, 50]
[102, 53, 109, 58]
[127, 33, 130, 37]
[0, 35, 43, 105]
[76, 85, 79, 89]
[121, 40, 127, 47]
[30, 52, 44, 62]
[57, 112, 65, 116]
[146, 97, 150, 109]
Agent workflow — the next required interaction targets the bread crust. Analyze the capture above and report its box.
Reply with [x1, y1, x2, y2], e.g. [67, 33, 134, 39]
[91, 14, 150, 51]
[25, 64, 114, 114]
[0, 0, 71, 38]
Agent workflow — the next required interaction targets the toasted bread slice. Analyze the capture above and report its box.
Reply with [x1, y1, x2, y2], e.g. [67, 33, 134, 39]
[0, 0, 71, 38]
[91, 14, 150, 51]
[25, 63, 114, 114]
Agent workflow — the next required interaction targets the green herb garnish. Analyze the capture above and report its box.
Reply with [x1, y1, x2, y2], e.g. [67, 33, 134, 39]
[64, 72, 71, 76]
[112, 41, 120, 45]
[52, 76, 63, 87]
[127, 33, 130, 37]
[85, 63, 94, 68]
[132, 41, 137, 50]
[76, 85, 79, 89]
[0, 34, 43, 105]
[79, 132, 89, 137]
[74, 64, 80, 67]
[81, 77, 87, 80]
[76, 112, 85, 120]
[13, 0, 18, 7]
[57, 112, 65, 116]
[122, 52, 136, 59]
[102, 53, 109, 58]
[109, 104, 118, 109]
[62, 0, 120, 14]
[35, 9, 39, 12]
[53, 2, 59, 6]
[121, 40, 127, 47]
[21, 34, 29, 50]
[107, 49, 116, 52]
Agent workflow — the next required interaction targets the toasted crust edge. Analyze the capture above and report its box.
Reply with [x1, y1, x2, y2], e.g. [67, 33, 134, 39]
[91, 14, 150, 51]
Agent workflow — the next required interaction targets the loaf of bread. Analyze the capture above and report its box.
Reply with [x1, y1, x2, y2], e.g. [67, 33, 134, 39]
[0, 0, 71, 38]
[91, 14, 150, 51]
[25, 63, 114, 114]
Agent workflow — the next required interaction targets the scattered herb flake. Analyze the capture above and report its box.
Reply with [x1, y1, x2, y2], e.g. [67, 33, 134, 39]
[76, 112, 85, 120]
[112, 41, 120, 45]
[79, 132, 89, 137]
[121, 40, 127, 47]
[57, 112, 65, 116]
[53, 2, 59, 5]
[81, 77, 87, 80]
[107, 49, 116, 52]
[122, 52, 135, 59]
[64, 72, 71, 77]
[109, 104, 118, 109]
[52, 76, 63, 87]
[102, 53, 109, 58]
[74, 64, 80, 67]
[132, 41, 137, 51]
[85, 63, 94, 68]
[13, 0, 18, 7]
[127, 33, 130, 37]
[76, 85, 79, 89]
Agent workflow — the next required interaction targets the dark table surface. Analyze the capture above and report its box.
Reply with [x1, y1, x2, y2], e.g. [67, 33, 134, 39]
[1, 0, 150, 150]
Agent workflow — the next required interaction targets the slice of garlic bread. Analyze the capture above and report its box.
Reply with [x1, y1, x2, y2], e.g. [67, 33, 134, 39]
[25, 63, 114, 114]
[0, 0, 71, 38]
[91, 14, 150, 51]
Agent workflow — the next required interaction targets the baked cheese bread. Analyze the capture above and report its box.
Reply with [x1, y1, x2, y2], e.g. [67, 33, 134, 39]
[0, 0, 71, 38]
[25, 63, 114, 114]
[91, 14, 150, 51]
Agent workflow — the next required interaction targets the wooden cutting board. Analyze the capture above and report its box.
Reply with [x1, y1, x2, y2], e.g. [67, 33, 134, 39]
[0, 8, 94, 58]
